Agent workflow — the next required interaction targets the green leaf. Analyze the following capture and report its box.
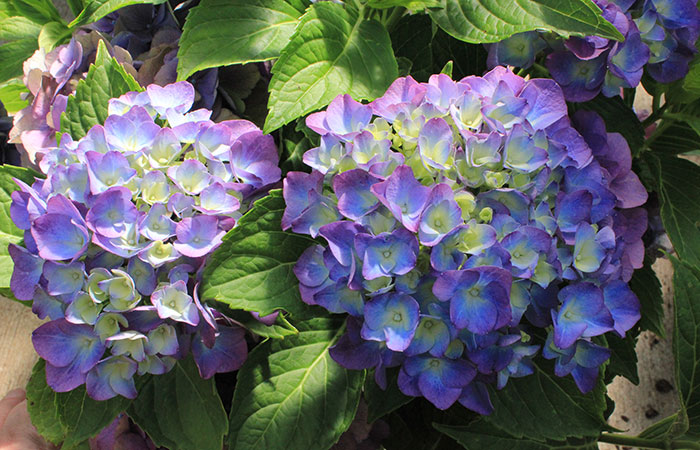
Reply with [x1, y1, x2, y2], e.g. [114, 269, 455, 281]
[127, 358, 228, 450]
[429, 0, 622, 45]
[264, 2, 397, 132]
[484, 359, 608, 440]
[683, 58, 700, 98]
[368, 0, 440, 9]
[38, 21, 72, 51]
[200, 190, 317, 316]
[440, 60, 453, 77]
[0, 165, 42, 289]
[9, 0, 63, 24]
[65, 0, 84, 17]
[68, 0, 167, 28]
[434, 421, 599, 450]
[177, 0, 308, 81]
[228, 316, 364, 450]
[61, 40, 142, 140]
[0, 77, 29, 115]
[364, 368, 413, 423]
[570, 96, 645, 157]
[26, 360, 67, 444]
[54, 380, 131, 448]
[216, 307, 299, 339]
[391, 14, 435, 82]
[629, 258, 665, 337]
[431, 28, 488, 79]
[645, 154, 700, 267]
[670, 257, 700, 436]
[602, 333, 639, 385]
[0, 2, 18, 20]
[638, 410, 689, 440]
[0, 17, 41, 84]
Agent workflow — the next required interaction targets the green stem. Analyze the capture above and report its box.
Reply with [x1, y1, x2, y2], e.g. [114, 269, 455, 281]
[599, 433, 700, 450]
[642, 103, 669, 128]
[384, 7, 405, 33]
[652, 93, 662, 112]
[531, 62, 549, 77]
[166, 2, 181, 29]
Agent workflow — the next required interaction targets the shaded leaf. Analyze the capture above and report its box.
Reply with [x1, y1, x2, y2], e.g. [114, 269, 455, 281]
[645, 154, 700, 267]
[434, 421, 599, 449]
[127, 358, 228, 450]
[484, 359, 608, 440]
[26, 360, 66, 445]
[670, 257, 700, 436]
[629, 258, 665, 337]
[364, 368, 413, 423]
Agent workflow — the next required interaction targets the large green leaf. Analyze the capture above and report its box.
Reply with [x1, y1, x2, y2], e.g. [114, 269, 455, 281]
[68, 0, 167, 29]
[127, 358, 228, 450]
[61, 40, 142, 140]
[26, 359, 130, 448]
[629, 257, 665, 337]
[645, 154, 700, 267]
[364, 368, 413, 423]
[264, 2, 397, 132]
[56, 387, 131, 448]
[671, 258, 700, 437]
[0, 17, 41, 84]
[484, 359, 608, 441]
[200, 190, 317, 317]
[177, 0, 308, 81]
[228, 316, 364, 450]
[26, 360, 67, 445]
[0, 165, 42, 290]
[429, 0, 622, 45]
[434, 421, 599, 449]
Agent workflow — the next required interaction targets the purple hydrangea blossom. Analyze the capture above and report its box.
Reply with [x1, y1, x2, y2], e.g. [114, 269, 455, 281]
[9, 4, 220, 168]
[284, 67, 645, 412]
[9, 81, 282, 399]
[485, 0, 699, 100]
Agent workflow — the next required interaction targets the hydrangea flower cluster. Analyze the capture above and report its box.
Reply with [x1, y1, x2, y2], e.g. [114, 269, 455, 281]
[9, 81, 281, 400]
[10, 3, 218, 167]
[487, 0, 700, 101]
[284, 67, 647, 412]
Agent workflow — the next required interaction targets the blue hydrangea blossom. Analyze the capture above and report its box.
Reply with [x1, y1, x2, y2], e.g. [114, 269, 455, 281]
[284, 68, 646, 412]
[10, 81, 281, 400]
[486, 0, 700, 101]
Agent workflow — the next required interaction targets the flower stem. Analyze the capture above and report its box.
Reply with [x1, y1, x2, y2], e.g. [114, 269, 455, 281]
[599, 433, 700, 450]
[384, 7, 405, 33]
